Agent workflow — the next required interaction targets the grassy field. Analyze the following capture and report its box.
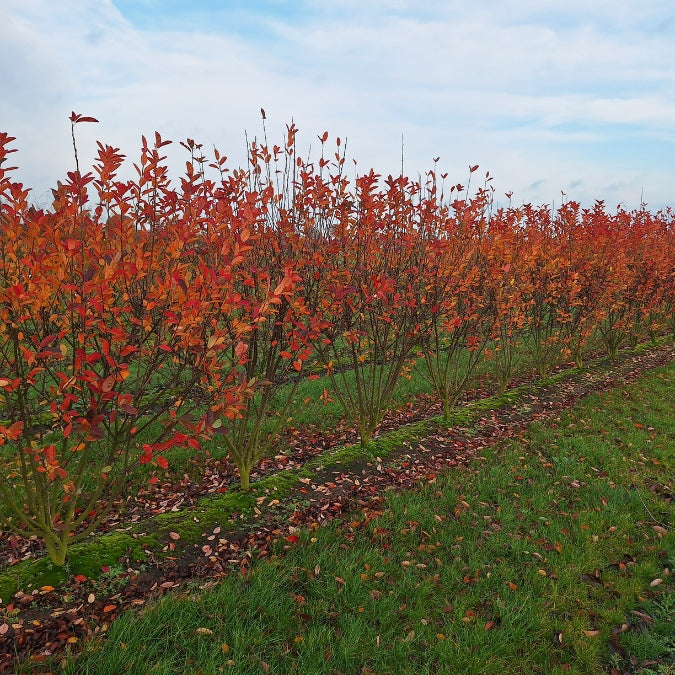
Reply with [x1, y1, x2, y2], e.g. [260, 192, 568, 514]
[62, 361, 674, 674]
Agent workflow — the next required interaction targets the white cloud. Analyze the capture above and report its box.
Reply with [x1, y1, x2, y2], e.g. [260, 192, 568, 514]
[1, 0, 673, 210]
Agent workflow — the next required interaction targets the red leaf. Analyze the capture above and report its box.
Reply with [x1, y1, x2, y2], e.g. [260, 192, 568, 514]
[285, 534, 299, 544]
[70, 112, 99, 123]
[156, 456, 169, 469]
[5, 421, 24, 440]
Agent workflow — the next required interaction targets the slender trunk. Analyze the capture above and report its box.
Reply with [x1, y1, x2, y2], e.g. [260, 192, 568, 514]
[238, 462, 252, 492]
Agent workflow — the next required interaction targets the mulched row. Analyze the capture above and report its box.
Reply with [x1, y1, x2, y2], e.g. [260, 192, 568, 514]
[0, 343, 673, 670]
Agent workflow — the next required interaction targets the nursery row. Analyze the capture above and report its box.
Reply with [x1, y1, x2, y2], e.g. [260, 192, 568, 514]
[0, 118, 673, 565]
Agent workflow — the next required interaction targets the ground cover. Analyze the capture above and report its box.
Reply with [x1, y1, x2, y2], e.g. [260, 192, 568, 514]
[0, 342, 672, 672]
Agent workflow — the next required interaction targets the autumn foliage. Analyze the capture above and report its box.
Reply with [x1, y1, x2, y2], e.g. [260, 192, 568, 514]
[0, 117, 673, 565]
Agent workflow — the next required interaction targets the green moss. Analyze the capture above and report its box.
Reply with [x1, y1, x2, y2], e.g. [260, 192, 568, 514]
[254, 469, 310, 494]
[0, 531, 152, 603]
[0, 557, 69, 603]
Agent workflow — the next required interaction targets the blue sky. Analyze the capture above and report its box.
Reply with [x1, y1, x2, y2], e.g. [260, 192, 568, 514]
[2, 0, 674, 210]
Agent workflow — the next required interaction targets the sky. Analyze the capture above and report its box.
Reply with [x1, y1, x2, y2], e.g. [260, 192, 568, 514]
[2, 0, 674, 211]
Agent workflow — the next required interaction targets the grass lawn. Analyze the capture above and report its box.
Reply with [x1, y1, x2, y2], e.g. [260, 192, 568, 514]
[63, 362, 674, 674]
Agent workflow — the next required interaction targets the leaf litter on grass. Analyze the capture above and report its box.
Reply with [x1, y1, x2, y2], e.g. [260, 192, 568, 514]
[0, 343, 673, 671]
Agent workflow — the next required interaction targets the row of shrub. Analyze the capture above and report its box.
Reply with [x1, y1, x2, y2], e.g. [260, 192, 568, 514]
[0, 118, 673, 565]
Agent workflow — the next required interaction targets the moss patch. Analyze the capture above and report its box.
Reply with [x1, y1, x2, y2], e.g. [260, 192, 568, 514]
[0, 531, 151, 603]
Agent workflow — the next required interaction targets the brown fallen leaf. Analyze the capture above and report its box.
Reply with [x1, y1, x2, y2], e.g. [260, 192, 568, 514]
[580, 572, 602, 586]
[582, 629, 600, 637]
[631, 610, 653, 623]
[195, 627, 213, 636]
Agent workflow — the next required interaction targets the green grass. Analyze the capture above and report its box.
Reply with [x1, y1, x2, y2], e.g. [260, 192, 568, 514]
[62, 362, 674, 674]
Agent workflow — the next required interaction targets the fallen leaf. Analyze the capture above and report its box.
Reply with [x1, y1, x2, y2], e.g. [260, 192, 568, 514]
[169, 532, 180, 540]
[195, 627, 213, 636]
[631, 610, 653, 623]
[582, 629, 600, 637]
[649, 578, 663, 587]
